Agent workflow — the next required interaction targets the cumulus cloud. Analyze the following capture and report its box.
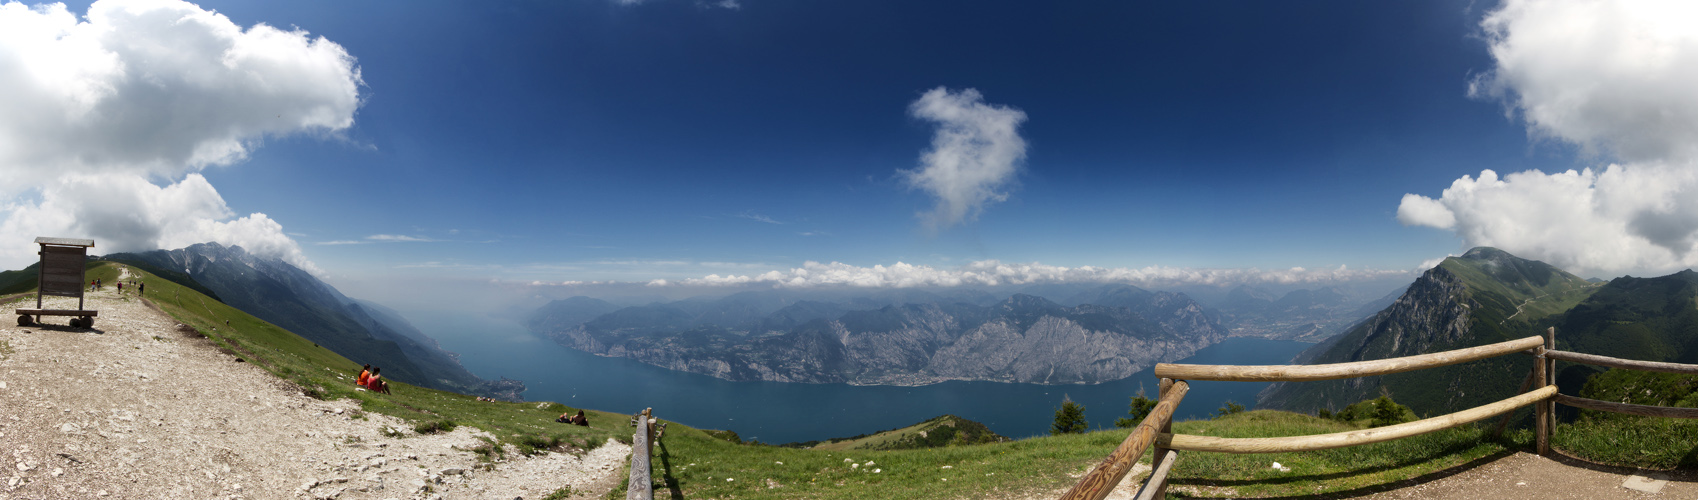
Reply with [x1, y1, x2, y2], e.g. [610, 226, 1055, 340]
[1403, 0, 1698, 276]
[0, 0, 361, 272]
[673, 259, 1411, 289]
[0, 173, 320, 273]
[1472, 0, 1698, 163]
[901, 87, 1028, 230]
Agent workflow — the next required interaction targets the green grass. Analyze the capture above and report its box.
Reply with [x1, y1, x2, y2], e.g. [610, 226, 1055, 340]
[1553, 416, 1698, 469]
[607, 410, 1531, 500]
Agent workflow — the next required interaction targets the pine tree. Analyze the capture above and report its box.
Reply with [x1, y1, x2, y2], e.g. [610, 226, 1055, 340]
[1114, 388, 1158, 428]
[1051, 395, 1089, 435]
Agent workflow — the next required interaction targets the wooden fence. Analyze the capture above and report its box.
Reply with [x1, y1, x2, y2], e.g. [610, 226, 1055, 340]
[628, 408, 662, 500]
[1059, 327, 1698, 500]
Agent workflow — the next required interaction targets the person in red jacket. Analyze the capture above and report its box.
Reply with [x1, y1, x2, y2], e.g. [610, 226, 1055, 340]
[366, 367, 391, 394]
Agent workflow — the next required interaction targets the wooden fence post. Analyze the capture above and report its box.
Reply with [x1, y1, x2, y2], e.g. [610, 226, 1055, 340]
[1149, 378, 1176, 500]
[628, 408, 654, 500]
[1545, 327, 1557, 449]
[1533, 344, 1549, 456]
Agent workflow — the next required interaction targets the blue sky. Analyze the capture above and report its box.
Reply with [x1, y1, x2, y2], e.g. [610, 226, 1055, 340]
[7, 0, 1698, 306]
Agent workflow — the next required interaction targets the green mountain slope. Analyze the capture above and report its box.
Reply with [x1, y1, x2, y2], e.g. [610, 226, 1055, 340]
[1259, 247, 1599, 416]
[102, 244, 517, 399]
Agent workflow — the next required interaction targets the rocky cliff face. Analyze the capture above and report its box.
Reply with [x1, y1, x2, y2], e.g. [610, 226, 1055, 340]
[543, 289, 1228, 386]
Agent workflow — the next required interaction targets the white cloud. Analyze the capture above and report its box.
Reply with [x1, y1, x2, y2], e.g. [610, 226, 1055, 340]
[674, 259, 1412, 289]
[1472, 0, 1698, 163]
[1404, 0, 1698, 276]
[0, 0, 360, 273]
[734, 211, 782, 224]
[366, 234, 438, 242]
[0, 173, 320, 274]
[901, 87, 1028, 230]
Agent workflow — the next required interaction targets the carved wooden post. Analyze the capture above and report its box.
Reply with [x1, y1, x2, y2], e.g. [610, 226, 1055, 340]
[1533, 343, 1549, 456]
[628, 408, 654, 500]
[1149, 378, 1176, 500]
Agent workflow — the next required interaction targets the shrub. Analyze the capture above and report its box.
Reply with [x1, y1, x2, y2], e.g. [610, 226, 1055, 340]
[1214, 400, 1246, 419]
[414, 419, 458, 434]
[1051, 396, 1088, 435]
[1115, 389, 1158, 428]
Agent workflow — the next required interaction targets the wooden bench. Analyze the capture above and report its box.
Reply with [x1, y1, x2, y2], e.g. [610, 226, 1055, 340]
[16, 309, 98, 328]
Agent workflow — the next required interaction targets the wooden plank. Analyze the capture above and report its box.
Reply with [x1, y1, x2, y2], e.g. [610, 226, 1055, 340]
[1158, 386, 1557, 454]
[1544, 328, 1556, 452]
[1154, 336, 1545, 382]
[1544, 350, 1698, 376]
[1150, 378, 1175, 500]
[1058, 381, 1190, 500]
[39, 245, 86, 297]
[15, 309, 98, 316]
[1555, 394, 1698, 419]
[1133, 450, 1178, 500]
[627, 409, 653, 500]
[1535, 347, 1549, 456]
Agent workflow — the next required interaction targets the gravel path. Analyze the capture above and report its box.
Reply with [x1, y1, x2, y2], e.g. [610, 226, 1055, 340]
[1, 272, 629, 500]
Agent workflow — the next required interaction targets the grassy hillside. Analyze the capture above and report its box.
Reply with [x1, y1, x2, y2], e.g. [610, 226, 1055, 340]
[805, 414, 1006, 451]
[635, 410, 1528, 499]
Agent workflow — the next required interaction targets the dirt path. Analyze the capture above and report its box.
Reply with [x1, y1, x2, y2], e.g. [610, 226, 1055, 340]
[1, 276, 629, 499]
[1021, 450, 1696, 499]
[1353, 451, 1697, 500]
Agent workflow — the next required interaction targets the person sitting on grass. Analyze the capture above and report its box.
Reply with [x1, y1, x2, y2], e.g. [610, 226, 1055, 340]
[365, 367, 392, 394]
[357, 364, 372, 387]
[570, 410, 589, 427]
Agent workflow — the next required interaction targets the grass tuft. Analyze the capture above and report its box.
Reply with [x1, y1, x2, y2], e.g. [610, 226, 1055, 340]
[414, 419, 459, 434]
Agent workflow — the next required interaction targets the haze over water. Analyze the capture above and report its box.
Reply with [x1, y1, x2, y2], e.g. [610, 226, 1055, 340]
[409, 310, 1312, 444]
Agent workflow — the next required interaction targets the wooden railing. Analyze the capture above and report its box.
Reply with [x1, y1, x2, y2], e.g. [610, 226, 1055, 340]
[628, 407, 660, 500]
[1059, 328, 1698, 500]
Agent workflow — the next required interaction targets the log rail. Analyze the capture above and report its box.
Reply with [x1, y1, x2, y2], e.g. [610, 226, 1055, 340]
[1062, 328, 1698, 500]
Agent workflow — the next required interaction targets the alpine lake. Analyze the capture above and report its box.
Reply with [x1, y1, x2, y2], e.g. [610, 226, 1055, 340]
[407, 311, 1314, 445]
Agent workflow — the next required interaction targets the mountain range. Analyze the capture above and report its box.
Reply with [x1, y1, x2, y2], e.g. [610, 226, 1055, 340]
[529, 285, 1230, 385]
[98, 243, 523, 400]
[1211, 284, 1404, 341]
[1255, 247, 1680, 418]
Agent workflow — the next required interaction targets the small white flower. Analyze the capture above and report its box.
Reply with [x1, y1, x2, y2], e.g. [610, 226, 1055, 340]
[851, 463, 859, 469]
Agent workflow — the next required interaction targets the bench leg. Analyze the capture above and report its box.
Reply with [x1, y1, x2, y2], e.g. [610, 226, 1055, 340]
[17, 315, 33, 327]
